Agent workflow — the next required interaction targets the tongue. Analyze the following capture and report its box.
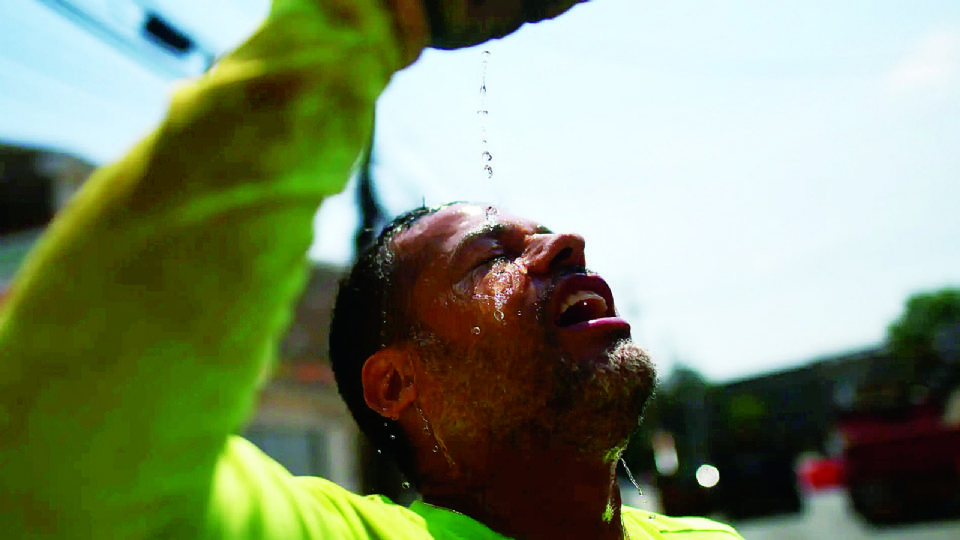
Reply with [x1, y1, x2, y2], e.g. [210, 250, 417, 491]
[556, 298, 607, 327]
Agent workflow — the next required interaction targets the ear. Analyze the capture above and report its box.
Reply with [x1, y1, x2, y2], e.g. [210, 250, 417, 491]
[362, 347, 417, 420]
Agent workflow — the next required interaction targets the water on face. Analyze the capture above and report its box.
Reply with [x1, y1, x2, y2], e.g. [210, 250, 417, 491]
[490, 264, 521, 324]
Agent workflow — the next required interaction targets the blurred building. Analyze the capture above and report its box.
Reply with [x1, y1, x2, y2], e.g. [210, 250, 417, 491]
[1, 143, 94, 286]
[704, 348, 884, 520]
[708, 347, 886, 464]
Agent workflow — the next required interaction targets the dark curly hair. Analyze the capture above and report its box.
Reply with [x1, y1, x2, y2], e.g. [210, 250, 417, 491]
[329, 204, 448, 485]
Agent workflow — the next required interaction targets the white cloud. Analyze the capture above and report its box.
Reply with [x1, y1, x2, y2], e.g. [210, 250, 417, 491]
[886, 29, 960, 94]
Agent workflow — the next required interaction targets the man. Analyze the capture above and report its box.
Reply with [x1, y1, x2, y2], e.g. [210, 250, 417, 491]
[0, 1, 742, 539]
[329, 202, 664, 540]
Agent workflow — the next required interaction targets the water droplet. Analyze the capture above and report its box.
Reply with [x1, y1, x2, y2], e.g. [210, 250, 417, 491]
[481, 50, 491, 61]
[432, 446, 439, 453]
[485, 206, 497, 218]
[481, 151, 492, 162]
[383, 422, 388, 427]
[401, 481, 411, 489]
[471, 326, 481, 335]
[648, 515, 656, 520]
[479, 84, 487, 97]
[389, 434, 396, 440]
[477, 109, 488, 116]
[516, 310, 522, 317]
[376, 449, 382, 454]
[494, 310, 505, 321]
[416, 403, 432, 434]
[483, 164, 493, 179]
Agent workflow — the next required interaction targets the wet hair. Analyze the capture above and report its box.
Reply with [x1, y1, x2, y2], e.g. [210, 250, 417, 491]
[329, 205, 445, 485]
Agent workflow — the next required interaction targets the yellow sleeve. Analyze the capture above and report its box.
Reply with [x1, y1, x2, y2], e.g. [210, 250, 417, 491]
[0, 1, 421, 538]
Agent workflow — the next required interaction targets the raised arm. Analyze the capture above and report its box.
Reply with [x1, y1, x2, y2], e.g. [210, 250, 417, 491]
[0, 0, 583, 538]
[0, 0, 425, 537]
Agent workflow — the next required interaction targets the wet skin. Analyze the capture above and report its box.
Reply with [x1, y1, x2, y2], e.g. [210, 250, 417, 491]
[399, 203, 633, 365]
[368, 203, 656, 540]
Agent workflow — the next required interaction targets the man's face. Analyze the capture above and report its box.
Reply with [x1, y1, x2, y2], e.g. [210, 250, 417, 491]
[393, 203, 655, 461]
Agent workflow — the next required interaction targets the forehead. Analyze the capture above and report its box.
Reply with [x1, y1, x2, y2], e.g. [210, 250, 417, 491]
[394, 204, 541, 261]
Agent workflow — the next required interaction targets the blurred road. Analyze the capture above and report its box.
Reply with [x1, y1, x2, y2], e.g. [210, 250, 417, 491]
[732, 490, 960, 540]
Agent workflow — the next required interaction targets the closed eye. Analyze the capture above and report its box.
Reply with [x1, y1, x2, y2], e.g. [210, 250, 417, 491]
[477, 254, 508, 268]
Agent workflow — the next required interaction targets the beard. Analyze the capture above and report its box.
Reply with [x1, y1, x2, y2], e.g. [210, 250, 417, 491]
[539, 337, 657, 456]
[415, 317, 657, 462]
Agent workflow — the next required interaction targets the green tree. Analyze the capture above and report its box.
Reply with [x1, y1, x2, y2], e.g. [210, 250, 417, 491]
[886, 287, 960, 395]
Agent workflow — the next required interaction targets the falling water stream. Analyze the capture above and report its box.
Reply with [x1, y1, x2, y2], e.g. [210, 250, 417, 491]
[620, 458, 643, 498]
[479, 50, 493, 180]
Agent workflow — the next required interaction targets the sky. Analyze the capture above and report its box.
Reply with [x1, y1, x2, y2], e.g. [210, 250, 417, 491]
[4, 0, 960, 381]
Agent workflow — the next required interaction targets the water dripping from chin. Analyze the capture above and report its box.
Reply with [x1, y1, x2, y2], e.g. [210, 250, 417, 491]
[415, 401, 456, 469]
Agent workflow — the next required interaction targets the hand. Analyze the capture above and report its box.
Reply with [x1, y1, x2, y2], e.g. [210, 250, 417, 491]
[424, 0, 587, 49]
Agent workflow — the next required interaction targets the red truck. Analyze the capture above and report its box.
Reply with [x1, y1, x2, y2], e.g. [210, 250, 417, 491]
[839, 401, 960, 524]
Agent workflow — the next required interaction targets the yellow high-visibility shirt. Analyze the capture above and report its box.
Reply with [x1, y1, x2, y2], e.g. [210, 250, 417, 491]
[214, 437, 743, 540]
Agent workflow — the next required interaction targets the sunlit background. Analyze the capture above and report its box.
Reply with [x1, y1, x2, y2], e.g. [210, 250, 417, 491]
[6, 0, 960, 380]
[2, 0, 959, 536]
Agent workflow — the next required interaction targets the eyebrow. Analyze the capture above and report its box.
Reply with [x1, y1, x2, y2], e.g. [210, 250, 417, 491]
[450, 222, 553, 264]
[451, 223, 504, 264]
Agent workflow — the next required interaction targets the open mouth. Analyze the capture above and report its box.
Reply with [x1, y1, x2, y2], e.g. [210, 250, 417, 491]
[552, 275, 616, 327]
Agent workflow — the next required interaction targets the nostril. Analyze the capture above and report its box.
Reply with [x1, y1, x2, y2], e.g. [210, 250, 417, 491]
[550, 247, 573, 269]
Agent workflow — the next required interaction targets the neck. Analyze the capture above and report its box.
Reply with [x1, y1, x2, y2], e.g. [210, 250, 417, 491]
[420, 446, 626, 540]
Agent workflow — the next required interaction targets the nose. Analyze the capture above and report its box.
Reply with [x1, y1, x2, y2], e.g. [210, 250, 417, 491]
[522, 233, 586, 274]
